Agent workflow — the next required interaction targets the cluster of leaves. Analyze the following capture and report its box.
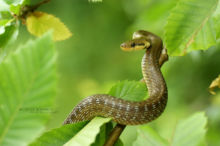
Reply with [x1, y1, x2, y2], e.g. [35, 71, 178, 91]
[0, 0, 219, 146]
[0, 0, 20, 49]
[0, 0, 71, 51]
[1, 0, 220, 54]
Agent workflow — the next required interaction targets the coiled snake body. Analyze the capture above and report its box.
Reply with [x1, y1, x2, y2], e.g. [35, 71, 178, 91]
[63, 30, 168, 125]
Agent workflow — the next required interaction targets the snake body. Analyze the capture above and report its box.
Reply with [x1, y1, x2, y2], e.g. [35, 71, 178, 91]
[63, 30, 168, 125]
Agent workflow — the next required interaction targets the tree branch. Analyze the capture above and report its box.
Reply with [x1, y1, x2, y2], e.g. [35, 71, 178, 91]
[104, 124, 126, 146]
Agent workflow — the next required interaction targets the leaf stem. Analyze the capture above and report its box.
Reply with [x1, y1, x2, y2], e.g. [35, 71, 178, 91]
[18, 0, 51, 20]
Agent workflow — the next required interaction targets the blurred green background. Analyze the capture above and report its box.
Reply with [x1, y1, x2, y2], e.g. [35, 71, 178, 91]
[11, 0, 220, 145]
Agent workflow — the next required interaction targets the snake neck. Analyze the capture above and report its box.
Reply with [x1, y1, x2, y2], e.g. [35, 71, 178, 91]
[141, 35, 167, 100]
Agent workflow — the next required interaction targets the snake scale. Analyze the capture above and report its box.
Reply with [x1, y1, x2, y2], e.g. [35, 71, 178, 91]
[63, 30, 168, 125]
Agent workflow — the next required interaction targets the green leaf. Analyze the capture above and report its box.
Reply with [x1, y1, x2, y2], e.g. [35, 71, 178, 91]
[0, 19, 10, 26]
[213, 0, 220, 16]
[171, 112, 207, 146]
[213, 12, 220, 40]
[29, 122, 88, 146]
[10, 4, 21, 15]
[164, 0, 218, 56]
[108, 80, 147, 101]
[133, 112, 207, 146]
[188, 19, 217, 51]
[0, 24, 18, 48]
[3, 0, 23, 5]
[91, 122, 113, 146]
[213, 1, 220, 40]
[133, 126, 169, 146]
[0, 11, 12, 19]
[0, 33, 57, 146]
[64, 117, 111, 146]
[115, 139, 124, 146]
[0, 10, 17, 48]
[26, 11, 72, 41]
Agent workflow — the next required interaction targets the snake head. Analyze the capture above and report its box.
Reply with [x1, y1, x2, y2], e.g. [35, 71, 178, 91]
[120, 37, 151, 51]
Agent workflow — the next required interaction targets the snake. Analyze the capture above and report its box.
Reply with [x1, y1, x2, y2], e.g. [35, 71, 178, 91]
[63, 30, 168, 125]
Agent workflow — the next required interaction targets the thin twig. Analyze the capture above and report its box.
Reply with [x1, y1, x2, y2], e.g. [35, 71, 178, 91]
[18, 0, 51, 20]
[104, 124, 126, 146]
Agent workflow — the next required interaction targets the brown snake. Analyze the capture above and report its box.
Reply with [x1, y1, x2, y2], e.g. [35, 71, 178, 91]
[63, 30, 168, 125]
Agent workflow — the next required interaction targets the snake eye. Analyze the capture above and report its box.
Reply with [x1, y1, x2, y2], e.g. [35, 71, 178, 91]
[131, 43, 136, 47]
